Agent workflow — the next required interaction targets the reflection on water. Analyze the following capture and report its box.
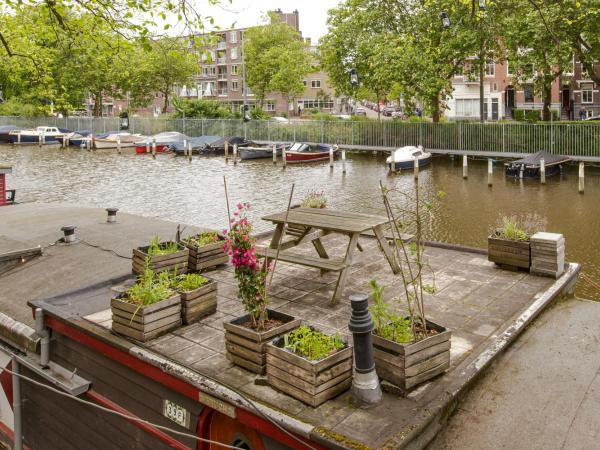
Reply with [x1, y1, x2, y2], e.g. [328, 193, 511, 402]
[2, 145, 599, 299]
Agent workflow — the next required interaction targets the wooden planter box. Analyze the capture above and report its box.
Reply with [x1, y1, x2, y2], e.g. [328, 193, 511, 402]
[183, 235, 228, 272]
[267, 334, 353, 407]
[373, 320, 451, 393]
[178, 279, 218, 324]
[488, 235, 531, 270]
[223, 310, 300, 375]
[132, 242, 189, 276]
[111, 293, 182, 342]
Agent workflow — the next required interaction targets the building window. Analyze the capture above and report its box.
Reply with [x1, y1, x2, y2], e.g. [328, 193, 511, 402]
[581, 66, 591, 80]
[297, 99, 334, 110]
[231, 65, 239, 75]
[310, 80, 321, 89]
[202, 66, 216, 76]
[303, 80, 307, 86]
[230, 47, 238, 60]
[455, 99, 479, 117]
[229, 31, 237, 43]
[581, 83, 593, 104]
[455, 64, 464, 77]
[265, 101, 275, 112]
[523, 84, 534, 103]
[485, 60, 495, 76]
[231, 80, 239, 91]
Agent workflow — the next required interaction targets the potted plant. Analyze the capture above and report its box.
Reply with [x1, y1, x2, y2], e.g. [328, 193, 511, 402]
[111, 266, 181, 342]
[132, 236, 189, 276]
[288, 191, 328, 236]
[181, 231, 228, 272]
[370, 182, 451, 392]
[223, 202, 300, 374]
[266, 325, 352, 407]
[488, 214, 545, 270]
[171, 273, 218, 324]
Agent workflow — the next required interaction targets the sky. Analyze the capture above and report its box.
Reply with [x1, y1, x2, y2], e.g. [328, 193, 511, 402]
[198, 0, 343, 42]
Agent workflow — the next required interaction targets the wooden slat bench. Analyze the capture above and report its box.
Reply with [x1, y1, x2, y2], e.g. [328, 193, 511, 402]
[256, 247, 346, 272]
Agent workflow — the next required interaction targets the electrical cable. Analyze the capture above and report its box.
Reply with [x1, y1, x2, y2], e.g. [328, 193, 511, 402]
[1, 366, 243, 450]
[79, 239, 132, 260]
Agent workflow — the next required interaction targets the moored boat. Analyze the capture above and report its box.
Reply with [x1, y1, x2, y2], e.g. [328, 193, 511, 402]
[93, 132, 144, 149]
[505, 151, 570, 179]
[285, 142, 339, 163]
[239, 143, 289, 160]
[64, 130, 93, 147]
[133, 132, 189, 154]
[9, 126, 63, 144]
[0, 125, 23, 143]
[170, 136, 222, 155]
[386, 145, 432, 171]
[201, 136, 250, 155]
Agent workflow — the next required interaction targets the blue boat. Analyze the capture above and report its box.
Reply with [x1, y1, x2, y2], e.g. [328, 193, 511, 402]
[386, 146, 432, 171]
[9, 126, 62, 144]
[0, 125, 22, 143]
[64, 130, 93, 146]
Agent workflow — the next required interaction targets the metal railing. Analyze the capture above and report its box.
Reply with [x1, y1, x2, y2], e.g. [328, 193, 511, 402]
[1, 116, 599, 158]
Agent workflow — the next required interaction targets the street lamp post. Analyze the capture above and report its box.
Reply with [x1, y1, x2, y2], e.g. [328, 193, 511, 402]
[350, 68, 359, 115]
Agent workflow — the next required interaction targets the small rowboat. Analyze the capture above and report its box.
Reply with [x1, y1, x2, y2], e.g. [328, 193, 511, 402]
[285, 143, 339, 163]
[239, 143, 289, 160]
[133, 132, 189, 154]
[386, 146, 432, 171]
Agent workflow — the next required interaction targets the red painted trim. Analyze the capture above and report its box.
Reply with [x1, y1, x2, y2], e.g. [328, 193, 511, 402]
[86, 389, 192, 450]
[0, 421, 31, 450]
[46, 316, 316, 450]
[0, 360, 13, 407]
[196, 408, 214, 450]
[236, 409, 324, 450]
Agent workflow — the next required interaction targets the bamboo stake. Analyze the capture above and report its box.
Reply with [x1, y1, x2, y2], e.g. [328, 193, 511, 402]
[223, 175, 232, 231]
[267, 184, 295, 290]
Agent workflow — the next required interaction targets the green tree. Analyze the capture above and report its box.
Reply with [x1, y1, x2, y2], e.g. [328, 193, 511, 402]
[244, 13, 312, 109]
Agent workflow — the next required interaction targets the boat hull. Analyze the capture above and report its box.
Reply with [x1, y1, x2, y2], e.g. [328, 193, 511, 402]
[505, 164, 562, 179]
[134, 144, 170, 154]
[387, 156, 431, 171]
[286, 149, 339, 163]
[94, 139, 136, 149]
[9, 134, 59, 144]
[239, 147, 283, 160]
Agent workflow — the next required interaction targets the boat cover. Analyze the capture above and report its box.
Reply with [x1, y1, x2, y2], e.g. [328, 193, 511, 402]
[510, 151, 571, 168]
[207, 136, 248, 148]
[170, 135, 221, 151]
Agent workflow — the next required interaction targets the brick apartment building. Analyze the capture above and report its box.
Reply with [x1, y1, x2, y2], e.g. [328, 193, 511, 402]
[446, 57, 600, 121]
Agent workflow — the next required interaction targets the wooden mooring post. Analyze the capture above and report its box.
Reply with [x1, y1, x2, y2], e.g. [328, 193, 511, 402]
[413, 156, 419, 179]
[145, 141, 150, 154]
[272, 145, 277, 164]
[224, 141, 229, 161]
[188, 142, 192, 162]
[579, 162, 584, 194]
[329, 147, 334, 169]
[462, 155, 468, 179]
[116, 136, 122, 155]
[233, 144, 238, 165]
[540, 158, 546, 184]
[282, 145, 287, 169]
[488, 159, 493, 186]
[342, 150, 347, 174]
[151, 138, 156, 159]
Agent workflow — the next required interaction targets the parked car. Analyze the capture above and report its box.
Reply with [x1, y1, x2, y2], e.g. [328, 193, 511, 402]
[271, 116, 290, 124]
[355, 107, 367, 116]
[391, 111, 407, 119]
[584, 116, 600, 122]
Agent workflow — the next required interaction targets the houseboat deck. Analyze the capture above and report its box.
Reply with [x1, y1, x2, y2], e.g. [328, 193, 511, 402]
[0, 204, 580, 449]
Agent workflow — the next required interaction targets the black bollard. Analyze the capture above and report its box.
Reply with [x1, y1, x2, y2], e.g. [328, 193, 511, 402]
[61, 225, 77, 243]
[106, 207, 119, 223]
[348, 293, 382, 405]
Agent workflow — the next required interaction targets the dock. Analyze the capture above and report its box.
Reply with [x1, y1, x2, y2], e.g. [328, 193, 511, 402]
[0, 203, 580, 449]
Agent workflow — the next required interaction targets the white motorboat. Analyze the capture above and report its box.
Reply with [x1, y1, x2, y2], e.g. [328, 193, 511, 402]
[9, 126, 63, 144]
[386, 145, 432, 171]
[93, 132, 145, 149]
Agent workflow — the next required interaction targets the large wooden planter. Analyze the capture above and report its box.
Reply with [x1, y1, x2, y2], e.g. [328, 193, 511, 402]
[488, 235, 531, 270]
[373, 320, 451, 393]
[111, 294, 182, 342]
[178, 279, 218, 324]
[183, 235, 228, 272]
[132, 242, 189, 276]
[223, 310, 300, 375]
[267, 334, 353, 407]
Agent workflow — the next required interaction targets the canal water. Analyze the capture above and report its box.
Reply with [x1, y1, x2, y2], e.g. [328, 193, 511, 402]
[1, 145, 599, 299]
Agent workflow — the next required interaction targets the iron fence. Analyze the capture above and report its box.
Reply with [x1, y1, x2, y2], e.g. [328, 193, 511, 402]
[1, 116, 599, 158]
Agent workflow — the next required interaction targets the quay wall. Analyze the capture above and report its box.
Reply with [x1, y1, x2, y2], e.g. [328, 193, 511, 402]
[1, 116, 600, 160]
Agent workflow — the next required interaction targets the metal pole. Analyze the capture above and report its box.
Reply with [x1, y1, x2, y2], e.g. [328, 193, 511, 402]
[117, 136, 121, 155]
[12, 357, 22, 450]
[152, 138, 156, 159]
[579, 162, 584, 194]
[488, 159, 493, 186]
[282, 145, 287, 169]
[272, 144, 277, 164]
[463, 155, 468, 179]
[188, 141, 192, 162]
[233, 144, 238, 165]
[414, 155, 419, 179]
[329, 146, 334, 169]
[342, 150, 347, 174]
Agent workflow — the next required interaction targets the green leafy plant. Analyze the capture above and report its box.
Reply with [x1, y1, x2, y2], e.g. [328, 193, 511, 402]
[172, 273, 209, 292]
[283, 325, 344, 361]
[300, 190, 327, 209]
[184, 231, 220, 248]
[146, 236, 181, 256]
[123, 262, 174, 308]
[492, 214, 546, 242]
[369, 279, 414, 344]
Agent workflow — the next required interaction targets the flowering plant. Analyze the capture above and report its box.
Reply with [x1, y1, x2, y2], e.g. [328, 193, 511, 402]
[223, 202, 271, 330]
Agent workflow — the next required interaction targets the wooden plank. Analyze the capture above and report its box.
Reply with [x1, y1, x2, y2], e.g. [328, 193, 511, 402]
[225, 331, 267, 353]
[256, 247, 346, 271]
[405, 360, 450, 389]
[110, 295, 181, 316]
[182, 298, 217, 316]
[225, 342, 265, 365]
[189, 247, 225, 259]
[267, 363, 351, 396]
[112, 313, 181, 332]
[112, 304, 181, 324]
[133, 246, 188, 264]
[266, 342, 353, 374]
[331, 232, 360, 304]
[0, 246, 43, 263]
[266, 353, 352, 385]
[267, 372, 352, 407]
[180, 282, 217, 301]
[262, 211, 377, 234]
[373, 224, 401, 274]
[112, 319, 181, 342]
[133, 254, 188, 270]
[189, 256, 228, 271]
[223, 313, 301, 343]
[373, 329, 451, 357]
[226, 352, 265, 374]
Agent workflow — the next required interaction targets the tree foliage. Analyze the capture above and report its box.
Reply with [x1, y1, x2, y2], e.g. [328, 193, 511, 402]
[244, 13, 312, 108]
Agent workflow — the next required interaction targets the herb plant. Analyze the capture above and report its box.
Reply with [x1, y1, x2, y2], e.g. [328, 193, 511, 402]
[491, 213, 547, 242]
[184, 231, 220, 248]
[369, 279, 414, 344]
[172, 273, 209, 292]
[123, 262, 174, 307]
[283, 325, 344, 361]
[146, 236, 181, 256]
[300, 190, 327, 209]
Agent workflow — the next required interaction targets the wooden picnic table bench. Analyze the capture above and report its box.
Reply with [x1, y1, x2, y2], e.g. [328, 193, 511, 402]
[258, 208, 400, 304]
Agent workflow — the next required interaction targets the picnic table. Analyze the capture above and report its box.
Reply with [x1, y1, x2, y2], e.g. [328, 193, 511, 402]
[259, 208, 400, 304]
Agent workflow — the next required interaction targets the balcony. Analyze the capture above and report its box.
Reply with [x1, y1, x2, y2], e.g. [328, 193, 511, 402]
[217, 57, 227, 65]
[218, 75, 228, 81]
[217, 41, 227, 50]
